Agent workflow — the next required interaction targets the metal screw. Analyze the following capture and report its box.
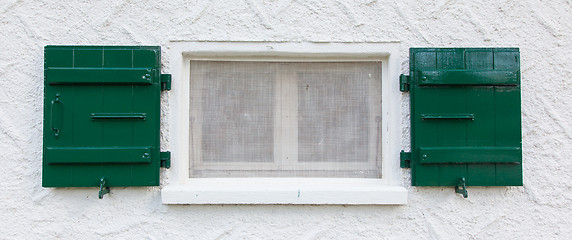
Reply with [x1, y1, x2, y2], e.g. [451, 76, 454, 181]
[422, 154, 428, 159]
[421, 76, 427, 81]
[143, 153, 150, 158]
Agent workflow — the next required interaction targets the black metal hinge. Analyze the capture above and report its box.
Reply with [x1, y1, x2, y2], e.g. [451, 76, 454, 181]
[161, 74, 171, 91]
[160, 151, 171, 169]
[400, 150, 411, 168]
[400, 74, 410, 92]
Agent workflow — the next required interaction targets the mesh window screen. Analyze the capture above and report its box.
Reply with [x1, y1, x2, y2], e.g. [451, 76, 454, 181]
[190, 61, 382, 178]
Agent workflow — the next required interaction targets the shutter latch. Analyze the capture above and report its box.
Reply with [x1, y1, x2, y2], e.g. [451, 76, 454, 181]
[161, 74, 171, 91]
[400, 150, 411, 168]
[455, 177, 468, 198]
[160, 151, 171, 169]
[399, 74, 410, 92]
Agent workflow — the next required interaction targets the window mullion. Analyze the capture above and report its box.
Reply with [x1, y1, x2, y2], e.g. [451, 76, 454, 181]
[278, 64, 299, 169]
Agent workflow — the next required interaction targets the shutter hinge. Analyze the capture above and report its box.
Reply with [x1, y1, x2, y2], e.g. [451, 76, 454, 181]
[160, 151, 171, 169]
[400, 150, 411, 168]
[161, 74, 171, 91]
[400, 74, 410, 92]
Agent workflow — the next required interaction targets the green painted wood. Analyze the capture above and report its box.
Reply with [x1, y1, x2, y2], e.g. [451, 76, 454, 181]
[46, 68, 153, 84]
[43, 46, 163, 188]
[45, 147, 152, 164]
[418, 70, 518, 85]
[411, 50, 440, 186]
[435, 49, 467, 187]
[418, 147, 522, 164]
[409, 48, 522, 186]
[464, 50, 497, 186]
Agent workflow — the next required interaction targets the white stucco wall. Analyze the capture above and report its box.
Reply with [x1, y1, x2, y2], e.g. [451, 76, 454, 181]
[1, 0, 571, 239]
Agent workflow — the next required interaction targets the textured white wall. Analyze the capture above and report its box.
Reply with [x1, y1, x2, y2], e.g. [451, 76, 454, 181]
[0, 0, 571, 239]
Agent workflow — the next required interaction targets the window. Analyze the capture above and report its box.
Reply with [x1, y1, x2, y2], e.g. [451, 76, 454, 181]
[164, 42, 407, 204]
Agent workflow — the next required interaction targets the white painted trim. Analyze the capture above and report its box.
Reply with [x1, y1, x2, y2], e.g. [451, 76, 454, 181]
[165, 41, 406, 205]
[162, 178, 407, 205]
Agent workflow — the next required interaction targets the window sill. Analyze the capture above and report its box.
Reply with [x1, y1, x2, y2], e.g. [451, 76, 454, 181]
[161, 178, 407, 205]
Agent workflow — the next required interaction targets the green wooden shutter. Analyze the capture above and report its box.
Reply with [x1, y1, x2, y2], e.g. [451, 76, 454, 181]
[406, 48, 522, 186]
[43, 46, 169, 188]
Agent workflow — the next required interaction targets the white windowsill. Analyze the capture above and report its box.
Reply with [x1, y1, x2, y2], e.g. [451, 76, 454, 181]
[162, 178, 407, 205]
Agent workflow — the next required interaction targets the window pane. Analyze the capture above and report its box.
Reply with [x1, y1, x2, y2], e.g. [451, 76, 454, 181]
[190, 61, 275, 165]
[297, 63, 373, 163]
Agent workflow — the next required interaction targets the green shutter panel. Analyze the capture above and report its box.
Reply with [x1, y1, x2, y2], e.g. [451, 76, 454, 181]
[406, 48, 522, 187]
[43, 46, 169, 190]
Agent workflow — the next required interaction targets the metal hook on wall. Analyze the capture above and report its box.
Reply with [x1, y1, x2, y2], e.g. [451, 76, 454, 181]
[99, 178, 110, 199]
[455, 177, 468, 198]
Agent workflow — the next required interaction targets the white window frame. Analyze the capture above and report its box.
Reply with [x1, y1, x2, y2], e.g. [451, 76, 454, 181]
[162, 41, 407, 205]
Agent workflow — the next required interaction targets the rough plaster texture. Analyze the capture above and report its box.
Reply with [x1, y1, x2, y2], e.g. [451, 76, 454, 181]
[0, 0, 571, 239]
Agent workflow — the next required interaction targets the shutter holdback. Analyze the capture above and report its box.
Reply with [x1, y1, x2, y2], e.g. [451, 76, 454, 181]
[99, 178, 110, 199]
[455, 177, 468, 198]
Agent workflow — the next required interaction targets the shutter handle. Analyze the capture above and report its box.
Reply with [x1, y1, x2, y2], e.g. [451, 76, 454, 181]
[50, 93, 61, 138]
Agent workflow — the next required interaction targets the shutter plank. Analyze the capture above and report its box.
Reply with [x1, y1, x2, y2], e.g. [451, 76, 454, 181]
[418, 147, 521, 164]
[435, 49, 468, 186]
[45, 147, 152, 164]
[418, 70, 518, 85]
[465, 50, 497, 186]
[46, 68, 153, 84]
[411, 50, 440, 186]
[493, 50, 522, 186]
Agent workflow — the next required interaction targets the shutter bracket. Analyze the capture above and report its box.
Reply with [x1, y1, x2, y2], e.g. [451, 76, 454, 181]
[455, 177, 468, 198]
[400, 150, 411, 168]
[160, 151, 171, 169]
[99, 177, 110, 199]
[161, 74, 171, 91]
[400, 74, 410, 92]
